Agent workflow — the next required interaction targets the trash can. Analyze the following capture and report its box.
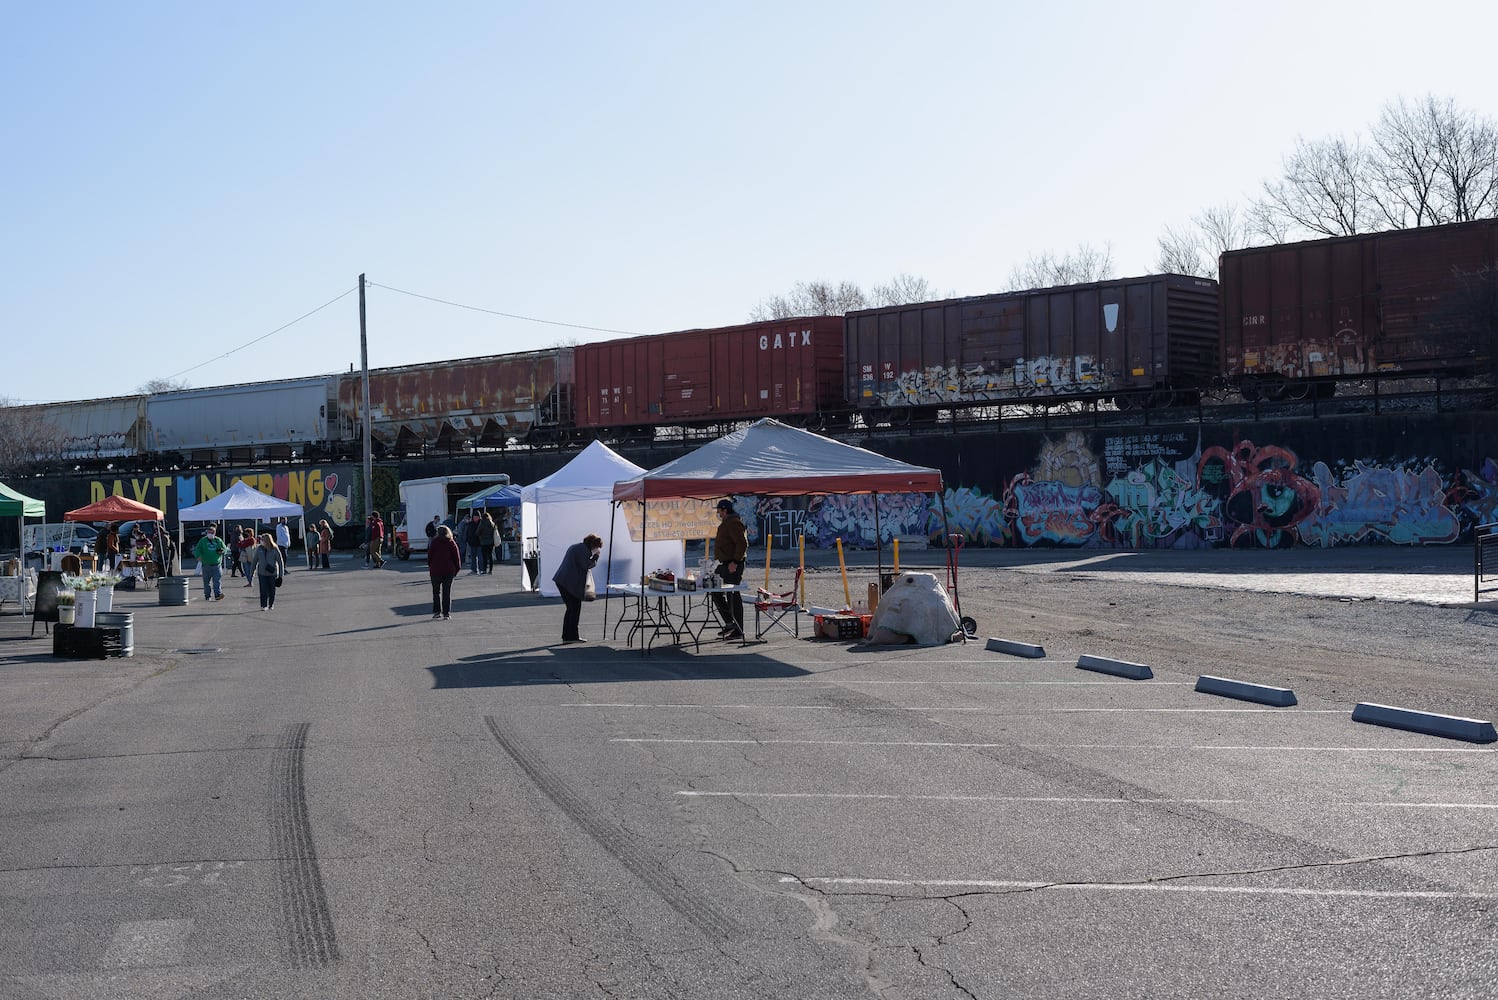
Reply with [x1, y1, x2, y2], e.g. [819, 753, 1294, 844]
[159, 576, 191, 606]
[96, 611, 134, 657]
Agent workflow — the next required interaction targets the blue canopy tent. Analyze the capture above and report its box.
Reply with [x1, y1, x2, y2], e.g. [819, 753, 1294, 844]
[455, 483, 522, 511]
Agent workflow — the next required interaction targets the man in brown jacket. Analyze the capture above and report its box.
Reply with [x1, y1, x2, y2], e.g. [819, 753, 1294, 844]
[711, 498, 748, 640]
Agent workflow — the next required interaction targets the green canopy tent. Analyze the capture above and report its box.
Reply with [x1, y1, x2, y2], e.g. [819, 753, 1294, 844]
[0, 483, 45, 588]
[0, 481, 46, 553]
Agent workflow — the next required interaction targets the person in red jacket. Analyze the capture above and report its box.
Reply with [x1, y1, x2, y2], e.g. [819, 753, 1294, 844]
[427, 524, 462, 620]
[368, 513, 386, 569]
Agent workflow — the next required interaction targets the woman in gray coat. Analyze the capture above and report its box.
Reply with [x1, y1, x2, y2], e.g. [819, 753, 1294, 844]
[552, 533, 602, 644]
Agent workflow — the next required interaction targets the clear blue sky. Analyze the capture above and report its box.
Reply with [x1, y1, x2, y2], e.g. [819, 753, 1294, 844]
[5, 1, 1495, 403]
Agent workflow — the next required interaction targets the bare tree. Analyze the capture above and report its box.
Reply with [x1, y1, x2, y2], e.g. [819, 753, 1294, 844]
[1253, 95, 1498, 240]
[1005, 244, 1114, 290]
[749, 280, 870, 320]
[1255, 135, 1372, 238]
[137, 377, 192, 393]
[1429, 98, 1498, 222]
[1156, 204, 1256, 279]
[871, 273, 943, 306]
[1368, 96, 1446, 228]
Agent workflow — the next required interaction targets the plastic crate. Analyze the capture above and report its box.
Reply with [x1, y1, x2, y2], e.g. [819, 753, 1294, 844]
[53, 623, 123, 660]
[815, 614, 867, 641]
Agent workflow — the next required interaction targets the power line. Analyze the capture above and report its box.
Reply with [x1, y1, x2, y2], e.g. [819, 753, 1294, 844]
[163, 287, 360, 382]
[366, 281, 642, 336]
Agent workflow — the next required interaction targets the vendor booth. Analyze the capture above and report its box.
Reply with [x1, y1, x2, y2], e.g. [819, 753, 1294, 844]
[65, 495, 168, 582]
[177, 480, 308, 564]
[0, 482, 44, 614]
[610, 419, 951, 646]
[522, 440, 684, 597]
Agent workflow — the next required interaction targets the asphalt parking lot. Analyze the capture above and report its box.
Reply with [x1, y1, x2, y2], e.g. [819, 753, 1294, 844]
[1, 547, 1494, 998]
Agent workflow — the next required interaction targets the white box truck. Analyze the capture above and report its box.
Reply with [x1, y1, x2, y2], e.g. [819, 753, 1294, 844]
[395, 473, 510, 558]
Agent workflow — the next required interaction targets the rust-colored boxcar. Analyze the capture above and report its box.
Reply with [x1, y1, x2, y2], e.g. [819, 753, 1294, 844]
[844, 275, 1219, 418]
[1219, 219, 1498, 392]
[338, 348, 573, 451]
[574, 317, 845, 430]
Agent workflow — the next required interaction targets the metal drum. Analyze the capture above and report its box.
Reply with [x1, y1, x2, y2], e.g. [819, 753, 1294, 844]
[95, 611, 134, 658]
[159, 576, 191, 606]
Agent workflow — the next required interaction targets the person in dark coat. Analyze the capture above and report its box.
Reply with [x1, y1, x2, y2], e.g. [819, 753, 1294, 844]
[427, 524, 462, 620]
[711, 498, 748, 639]
[463, 513, 483, 574]
[552, 533, 602, 644]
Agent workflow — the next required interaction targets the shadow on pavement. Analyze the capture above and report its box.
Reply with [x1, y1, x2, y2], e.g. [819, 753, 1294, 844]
[427, 648, 810, 688]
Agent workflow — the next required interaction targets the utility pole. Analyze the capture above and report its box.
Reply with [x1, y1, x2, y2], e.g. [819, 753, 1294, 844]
[359, 273, 373, 526]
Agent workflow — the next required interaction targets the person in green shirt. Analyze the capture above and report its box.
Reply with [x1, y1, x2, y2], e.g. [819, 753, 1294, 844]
[193, 524, 228, 601]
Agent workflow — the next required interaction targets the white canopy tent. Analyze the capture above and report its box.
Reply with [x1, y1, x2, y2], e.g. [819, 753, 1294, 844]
[521, 440, 684, 597]
[177, 480, 309, 563]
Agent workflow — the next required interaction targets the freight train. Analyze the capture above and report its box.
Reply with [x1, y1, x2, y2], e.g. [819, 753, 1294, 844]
[10, 220, 1496, 472]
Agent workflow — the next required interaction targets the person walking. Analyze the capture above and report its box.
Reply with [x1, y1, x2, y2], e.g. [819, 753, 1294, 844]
[427, 524, 461, 620]
[463, 513, 482, 574]
[552, 532, 602, 644]
[228, 527, 243, 579]
[237, 527, 257, 586]
[274, 517, 291, 561]
[711, 499, 748, 640]
[368, 513, 386, 569]
[250, 532, 285, 610]
[477, 511, 497, 575]
[193, 524, 228, 601]
[317, 520, 332, 570]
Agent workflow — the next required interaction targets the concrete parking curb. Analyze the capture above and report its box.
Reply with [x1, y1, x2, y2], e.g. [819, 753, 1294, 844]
[1351, 703, 1498, 744]
[1076, 654, 1153, 680]
[1194, 674, 1297, 707]
[985, 637, 1046, 658]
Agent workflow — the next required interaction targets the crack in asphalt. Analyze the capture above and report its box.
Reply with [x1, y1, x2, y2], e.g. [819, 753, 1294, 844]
[792, 843, 1498, 901]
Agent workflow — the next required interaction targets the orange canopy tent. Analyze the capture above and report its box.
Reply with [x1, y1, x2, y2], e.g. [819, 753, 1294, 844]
[64, 495, 166, 522]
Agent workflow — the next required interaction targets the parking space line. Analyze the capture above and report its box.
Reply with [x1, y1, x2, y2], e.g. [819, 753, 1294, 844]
[679, 791, 1498, 808]
[786, 877, 1498, 901]
[834, 680, 1196, 686]
[567, 703, 1344, 713]
[612, 738, 1496, 753]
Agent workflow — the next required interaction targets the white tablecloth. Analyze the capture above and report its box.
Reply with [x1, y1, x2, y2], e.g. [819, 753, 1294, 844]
[0, 574, 36, 613]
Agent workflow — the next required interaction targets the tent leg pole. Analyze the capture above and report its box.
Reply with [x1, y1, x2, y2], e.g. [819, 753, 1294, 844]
[937, 489, 966, 643]
[603, 503, 617, 642]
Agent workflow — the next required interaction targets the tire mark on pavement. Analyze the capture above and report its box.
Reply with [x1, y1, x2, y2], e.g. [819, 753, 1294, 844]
[271, 722, 340, 967]
[484, 714, 737, 942]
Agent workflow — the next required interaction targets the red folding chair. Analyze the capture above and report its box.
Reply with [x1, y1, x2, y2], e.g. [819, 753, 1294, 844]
[754, 567, 804, 640]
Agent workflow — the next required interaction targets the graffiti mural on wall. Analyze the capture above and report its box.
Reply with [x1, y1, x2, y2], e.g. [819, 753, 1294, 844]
[1197, 439, 1320, 548]
[1299, 459, 1462, 546]
[753, 427, 1497, 551]
[87, 466, 370, 527]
